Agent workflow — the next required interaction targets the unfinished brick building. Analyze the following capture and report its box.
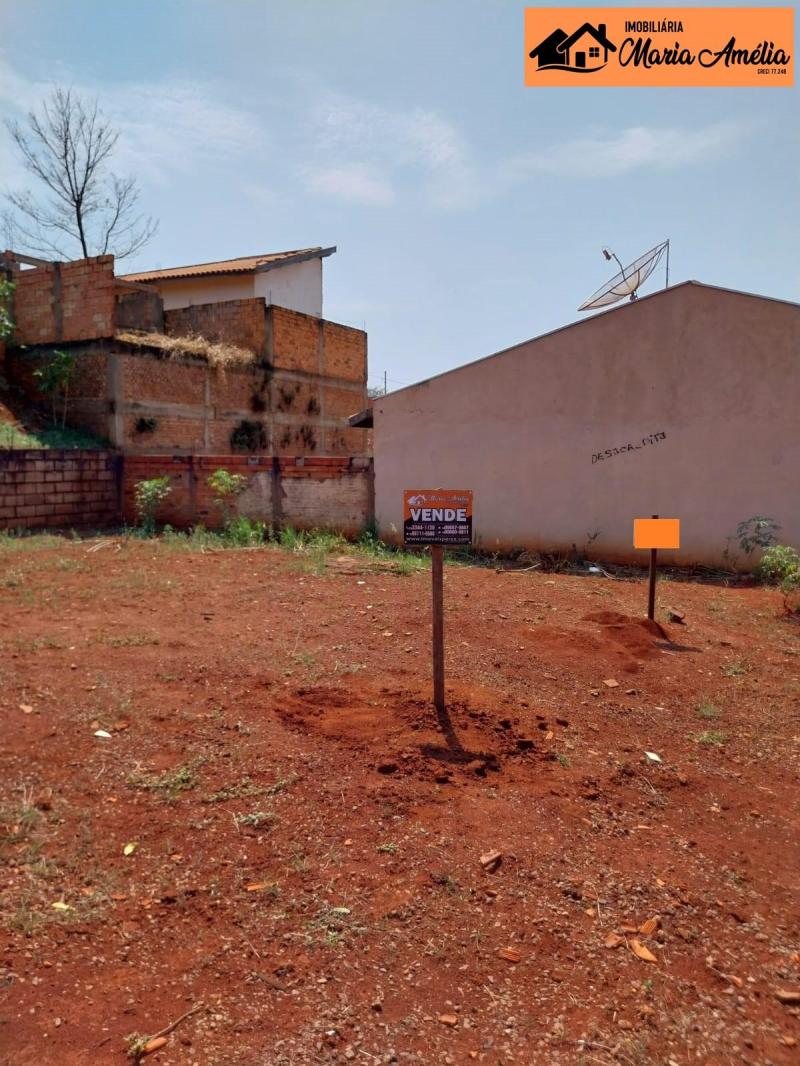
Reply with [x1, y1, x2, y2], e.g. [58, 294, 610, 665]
[0, 248, 372, 532]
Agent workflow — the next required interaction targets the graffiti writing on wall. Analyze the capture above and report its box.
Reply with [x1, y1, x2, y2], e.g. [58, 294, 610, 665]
[592, 431, 666, 465]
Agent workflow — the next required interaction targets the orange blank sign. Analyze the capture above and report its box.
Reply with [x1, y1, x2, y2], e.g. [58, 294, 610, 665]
[634, 518, 681, 550]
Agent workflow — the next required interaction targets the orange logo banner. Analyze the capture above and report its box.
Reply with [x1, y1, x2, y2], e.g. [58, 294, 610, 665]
[525, 7, 794, 86]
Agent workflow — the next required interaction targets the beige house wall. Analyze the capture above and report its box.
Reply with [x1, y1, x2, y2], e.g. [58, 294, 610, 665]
[374, 283, 800, 567]
[147, 259, 324, 317]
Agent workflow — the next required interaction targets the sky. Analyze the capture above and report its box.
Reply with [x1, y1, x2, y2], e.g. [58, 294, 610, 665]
[0, 0, 797, 392]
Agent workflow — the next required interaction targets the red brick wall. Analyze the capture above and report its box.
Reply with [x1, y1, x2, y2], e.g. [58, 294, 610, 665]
[0, 450, 120, 530]
[165, 298, 267, 356]
[269, 306, 366, 384]
[122, 454, 373, 533]
[9, 255, 116, 345]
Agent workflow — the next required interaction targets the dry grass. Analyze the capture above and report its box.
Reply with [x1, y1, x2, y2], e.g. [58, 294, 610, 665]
[116, 330, 257, 369]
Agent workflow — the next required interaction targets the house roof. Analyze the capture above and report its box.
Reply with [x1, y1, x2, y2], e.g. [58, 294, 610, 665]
[528, 27, 568, 58]
[559, 22, 617, 53]
[120, 246, 336, 284]
[377, 281, 800, 402]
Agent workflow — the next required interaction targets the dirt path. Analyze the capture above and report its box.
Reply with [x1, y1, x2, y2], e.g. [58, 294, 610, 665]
[1, 539, 798, 1064]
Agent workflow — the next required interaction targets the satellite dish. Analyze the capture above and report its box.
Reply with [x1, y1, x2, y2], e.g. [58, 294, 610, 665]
[578, 240, 669, 312]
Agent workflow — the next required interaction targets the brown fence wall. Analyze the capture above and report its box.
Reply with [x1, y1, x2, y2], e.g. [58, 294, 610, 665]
[0, 450, 120, 530]
[6, 255, 116, 345]
[122, 454, 373, 533]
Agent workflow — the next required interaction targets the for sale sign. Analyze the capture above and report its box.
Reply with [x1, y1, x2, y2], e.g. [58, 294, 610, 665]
[403, 489, 473, 546]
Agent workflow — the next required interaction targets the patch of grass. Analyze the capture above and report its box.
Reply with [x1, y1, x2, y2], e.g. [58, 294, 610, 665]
[722, 660, 748, 677]
[5, 634, 66, 653]
[0, 567, 25, 589]
[6, 893, 46, 936]
[128, 763, 198, 802]
[696, 700, 722, 720]
[376, 842, 398, 854]
[0, 421, 108, 450]
[0, 530, 69, 552]
[99, 633, 161, 647]
[308, 904, 366, 947]
[694, 729, 728, 746]
[1, 784, 41, 845]
[557, 753, 571, 768]
[356, 531, 428, 574]
[266, 773, 300, 796]
[203, 777, 262, 804]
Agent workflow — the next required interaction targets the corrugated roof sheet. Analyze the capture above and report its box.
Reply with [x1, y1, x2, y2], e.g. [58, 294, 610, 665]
[120, 246, 336, 283]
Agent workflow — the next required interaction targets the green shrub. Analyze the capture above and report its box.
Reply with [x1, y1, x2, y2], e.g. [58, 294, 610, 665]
[0, 279, 14, 341]
[134, 476, 172, 536]
[736, 516, 780, 555]
[757, 545, 800, 588]
[33, 349, 77, 427]
[224, 515, 267, 546]
[207, 468, 248, 527]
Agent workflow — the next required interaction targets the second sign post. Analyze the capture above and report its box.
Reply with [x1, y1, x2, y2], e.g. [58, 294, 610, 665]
[403, 489, 473, 713]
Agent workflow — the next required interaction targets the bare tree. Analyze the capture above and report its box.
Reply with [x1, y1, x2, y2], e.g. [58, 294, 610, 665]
[4, 87, 157, 262]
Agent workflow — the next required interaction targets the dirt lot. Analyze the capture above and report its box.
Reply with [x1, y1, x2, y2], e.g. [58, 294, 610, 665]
[1, 536, 799, 1066]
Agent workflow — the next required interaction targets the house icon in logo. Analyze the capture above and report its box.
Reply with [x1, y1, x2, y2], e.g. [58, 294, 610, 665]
[529, 22, 617, 72]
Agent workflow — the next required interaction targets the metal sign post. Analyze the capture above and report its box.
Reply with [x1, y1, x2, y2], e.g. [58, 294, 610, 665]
[633, 516, 681, 620]
[647, 514, 659, 621]
[403, 489, 473, 716]
[431, 544, 445, 713]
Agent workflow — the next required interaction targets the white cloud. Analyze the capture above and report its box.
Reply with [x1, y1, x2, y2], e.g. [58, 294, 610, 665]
[304, 91, 480, 209]
[0, 56, 265, 190]
[303, 89, 747, 210]
[306, 163, 394, 205]
[504, 121, 746, 180]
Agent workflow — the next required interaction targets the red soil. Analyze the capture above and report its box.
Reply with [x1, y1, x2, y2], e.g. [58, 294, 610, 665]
[1, 541, 798, 1065]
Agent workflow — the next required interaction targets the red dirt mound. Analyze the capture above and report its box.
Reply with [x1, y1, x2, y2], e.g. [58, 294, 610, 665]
[582, 609, 670, 646]
[276, 684, 544, 780]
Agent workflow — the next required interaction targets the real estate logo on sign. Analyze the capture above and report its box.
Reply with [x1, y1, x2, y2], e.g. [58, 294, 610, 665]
[403, 489, 473, 546]
[525, 8, 794, 87]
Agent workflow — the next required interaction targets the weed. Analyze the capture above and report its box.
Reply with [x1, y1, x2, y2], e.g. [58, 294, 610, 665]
[696, 700, 722, 720]
[207, 468, 248, 527]
[722, 661, 748, 677]
[99, 633, 160, 647]
[203, 777, 262, 804]
[266, 773, 300, 796]
[694, 730, 728, 746]
[1, 784, 41, 844]
[0, 531, 66, 552]
[757, 545, 800, 587]
[230, 419, 266, 451]
[309, 904, 366, 946]
[6, 893, 45, 936]
[356, 530, 427, 574]
[134, 477, 172, 536]
[377, 842, 398, 854]
[129, 763, 198, 802]
[0, 567, 25, 589]
[557, 753, 571, 768]
[289, 852, 309, 874]
[333, 660, 365, 675]
[236, 811, 277, 829]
